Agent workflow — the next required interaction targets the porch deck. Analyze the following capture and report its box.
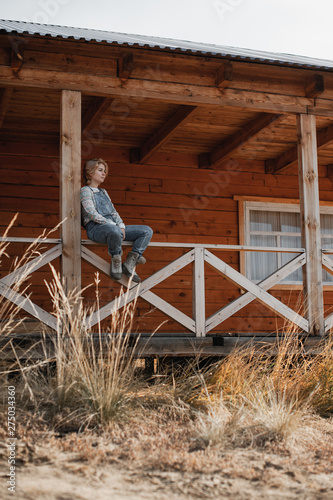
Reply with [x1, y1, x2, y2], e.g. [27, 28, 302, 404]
[1, 21, 333, 343]
[0, 323, 326, 361]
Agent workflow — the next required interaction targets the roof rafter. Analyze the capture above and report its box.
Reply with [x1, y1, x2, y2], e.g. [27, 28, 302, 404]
[130, 105, 198, 164]
[216, 61, 233, 89]
[118, 52, 134, 81]
[326, 164, 333, 182]
[265, 122, 333, 174]
[82, 97, 113, 133]
[305, 74, 324, 98]
[199, 113, 283, 169]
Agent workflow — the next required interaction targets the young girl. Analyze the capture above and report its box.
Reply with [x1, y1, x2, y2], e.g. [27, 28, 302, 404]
[80, 158, 153, 282]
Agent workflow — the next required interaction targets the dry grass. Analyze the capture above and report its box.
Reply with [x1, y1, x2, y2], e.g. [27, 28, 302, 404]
[1, 223, 333, 498]
[15, 267, 142, 427]
[0, 221, 141, 427]
[192, 332, 333, 450]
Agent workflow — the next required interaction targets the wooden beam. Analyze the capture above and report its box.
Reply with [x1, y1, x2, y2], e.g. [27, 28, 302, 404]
[201, 113, 283, 169]
[118, 52, 134, 81]
[84, 240, 305, 252]
[0, 87, 13, 128]
[134, 337, 214, 357]
[131, 105, 198, 163]
[0, 66, 316, 115]
[265, 146, 298, 174]
[266, 121, 333, 174]
[0, 332, 324, 360]
[198, 153, 210, 169]
[60, 90, 81, 295]
[317, 121, 333, 149]
[326, 163, 333, 182]
[322, 253, 333, 277]
[297, 114, 324, 336]
[308, 97, 333, 118]
[142, 290, 196, 332]
[305, 74, 324, 98]
[192, 247, 206, 337]
[82, 96, 113, 132]
[216, 61, 233, 89]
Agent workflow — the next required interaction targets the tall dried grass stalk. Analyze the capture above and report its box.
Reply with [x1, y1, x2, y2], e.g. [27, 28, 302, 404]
[26, 265, 141, 425]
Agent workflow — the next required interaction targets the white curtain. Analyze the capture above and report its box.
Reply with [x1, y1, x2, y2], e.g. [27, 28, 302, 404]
[248, 210, 333, 283]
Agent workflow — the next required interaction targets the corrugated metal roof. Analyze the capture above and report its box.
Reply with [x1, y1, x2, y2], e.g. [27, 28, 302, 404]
[1, 19, 333, 71]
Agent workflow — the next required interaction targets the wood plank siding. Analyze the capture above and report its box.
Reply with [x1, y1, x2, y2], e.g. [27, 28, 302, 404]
[1, 149, 333, 334]
[1, 26, 333, 335]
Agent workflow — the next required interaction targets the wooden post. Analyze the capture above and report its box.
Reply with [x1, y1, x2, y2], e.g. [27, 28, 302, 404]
[297, 114, 324, 335]
[193, 247, 206, 337]
[60, 90, 81, 295]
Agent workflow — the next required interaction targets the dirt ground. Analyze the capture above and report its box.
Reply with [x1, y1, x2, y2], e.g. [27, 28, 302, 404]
[1, 418, 333, 500]
[1, 449, 333, 499]
[0, 462, 331, 499]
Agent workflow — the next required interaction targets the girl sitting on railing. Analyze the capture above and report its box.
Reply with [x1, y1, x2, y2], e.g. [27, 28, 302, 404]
[80, 158, 153, 283]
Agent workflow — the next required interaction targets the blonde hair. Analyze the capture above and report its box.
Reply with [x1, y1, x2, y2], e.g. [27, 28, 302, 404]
[83, 158, 109, 185]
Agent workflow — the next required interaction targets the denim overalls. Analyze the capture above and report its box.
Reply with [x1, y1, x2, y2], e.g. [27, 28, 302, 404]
[85, 188, 153, 257]
[87, 188, 121, 225]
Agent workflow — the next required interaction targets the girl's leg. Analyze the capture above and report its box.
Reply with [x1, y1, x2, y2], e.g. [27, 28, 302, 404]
[86, 222, 123, 256]
[124, 225, 153, 256]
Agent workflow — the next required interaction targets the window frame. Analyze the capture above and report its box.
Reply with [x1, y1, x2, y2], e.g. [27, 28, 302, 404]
[236, 196, 333, 290]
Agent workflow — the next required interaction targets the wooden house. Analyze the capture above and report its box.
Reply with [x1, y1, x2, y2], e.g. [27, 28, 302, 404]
[1, 19, 333, 356]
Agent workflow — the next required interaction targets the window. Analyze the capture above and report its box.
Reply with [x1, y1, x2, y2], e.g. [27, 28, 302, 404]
[243, 201, 333, 285]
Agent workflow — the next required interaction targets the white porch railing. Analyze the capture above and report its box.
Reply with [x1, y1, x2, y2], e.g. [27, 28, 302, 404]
[0, 237, 321, 335]
[321, 251, 333, 332]
[0, 238, 61, 330]
[82, 242, 308, 335]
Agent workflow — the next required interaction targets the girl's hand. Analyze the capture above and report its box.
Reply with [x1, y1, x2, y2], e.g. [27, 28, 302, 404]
[121, 228, 125, 239]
